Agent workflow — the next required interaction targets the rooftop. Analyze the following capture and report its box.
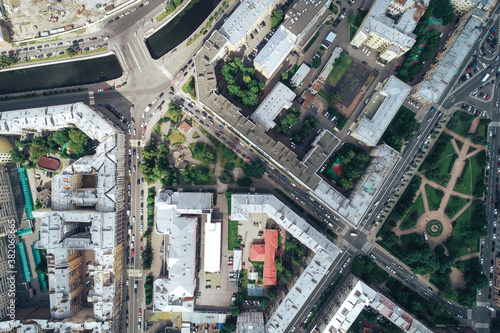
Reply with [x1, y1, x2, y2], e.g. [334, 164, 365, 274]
[237, 312, 265, 333]
[179, 121, 192, 133]
[250, 82, 295, 130]
[322, 276, 432, 333]
[219, 0, 276, 47]
[290, 63, 311, 87]
[204, 220, 222, 273]
[254, 25, 297, 78]
[313, 144, 400, 227]
[354, 0, 429, 48]
[351, 76, 411, 147]
[415, 12, 483, 103]
[283, 0, 331, 39]
[154, 191, 213, 312]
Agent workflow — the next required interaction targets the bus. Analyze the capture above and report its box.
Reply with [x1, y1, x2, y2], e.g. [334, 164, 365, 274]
[481, 73, 490, 82]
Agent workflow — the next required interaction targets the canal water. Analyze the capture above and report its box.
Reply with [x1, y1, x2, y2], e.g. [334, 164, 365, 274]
[146, 0, 221, 59]
[0, 54, 122, 95]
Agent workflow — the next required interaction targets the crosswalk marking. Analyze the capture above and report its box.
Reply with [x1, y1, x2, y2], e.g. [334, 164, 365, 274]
[88, 91, 95, 105]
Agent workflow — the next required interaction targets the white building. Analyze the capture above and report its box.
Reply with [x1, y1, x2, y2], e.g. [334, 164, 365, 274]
[154, 191, 213, 313]
[237, 312, 265, 333]
[0, 102, 126, 328]
[254, 25, 297, 79]
[290, 63, 311, 88]
[322, 277, 432, 333]
[250, 82, 296, 130]
[350, 0, 429, 64]
[204, 220, 222, 273]
[219, 0, 277, 48]
[231, 194, 341, 333]
[351, 76, 411, 147]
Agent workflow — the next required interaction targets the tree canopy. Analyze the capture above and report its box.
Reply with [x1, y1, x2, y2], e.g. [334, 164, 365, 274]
[382, 106, 420, 152]
[10, 149, 27, 164]
[222, 57, 264, 107]
[243, 160, 265, 178]
[274, 107, 301, 134]
[270, 9, 284, 27]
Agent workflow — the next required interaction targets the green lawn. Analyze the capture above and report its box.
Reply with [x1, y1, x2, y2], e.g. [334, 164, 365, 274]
[420, 134, 455, 186]
[325, 53, 353, 86]
[445, 196, 468, 219]
[477, 119, 491, 139]
[400, 194, 425, 230]
[454, 152, 485, 196]
[228, 219, 241, 250]
[445, 200, 481, 257]
[182, 76, 196, 99]
[400, 233, 424, 250]
[168, 129, 186, 146]
[425, 184, 444, 211]
[201, 129, 246, 170]
[182, 164, 216, 185]
[303, 31, 320, 53]
[349, 26, 358, 41]
[447, 111, 474, 137]
[353, 9, 368, 27]
[188, 142, 215, 164]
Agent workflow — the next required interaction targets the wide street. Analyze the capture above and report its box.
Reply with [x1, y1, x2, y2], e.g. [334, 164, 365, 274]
[1, 0, 500, 332]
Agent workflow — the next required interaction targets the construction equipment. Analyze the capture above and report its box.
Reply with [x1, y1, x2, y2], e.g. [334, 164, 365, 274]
[76, 5, 85, 15]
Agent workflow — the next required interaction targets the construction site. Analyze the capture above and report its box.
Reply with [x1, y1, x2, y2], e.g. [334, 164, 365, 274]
[2, 0, 126, 41]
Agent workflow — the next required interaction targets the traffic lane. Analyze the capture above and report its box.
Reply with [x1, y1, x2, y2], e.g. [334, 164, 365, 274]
[287, 251, 354, 333]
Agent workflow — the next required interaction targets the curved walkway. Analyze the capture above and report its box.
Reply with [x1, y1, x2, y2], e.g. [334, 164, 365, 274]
[392, 127, 486, 250]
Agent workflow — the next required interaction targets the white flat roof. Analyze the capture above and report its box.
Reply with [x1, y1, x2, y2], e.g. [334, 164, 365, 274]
[251, 82, 295, 130]
[204, 221, 221, 272]
[351, 76, 411, 147]
[219, 0, 276, 47]
[254, 25, 297, 78]
[290, 63, 311, 87]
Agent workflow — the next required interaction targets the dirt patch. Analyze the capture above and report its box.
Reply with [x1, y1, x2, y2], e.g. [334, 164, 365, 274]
[449, 267, 467, 290]
[4, 0, 112, 41]
[468, 116, 480, 134]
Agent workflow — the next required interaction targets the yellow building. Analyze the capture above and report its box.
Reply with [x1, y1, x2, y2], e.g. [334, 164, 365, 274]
[0, 137, 13, 164]
[351, 0, 429, 65]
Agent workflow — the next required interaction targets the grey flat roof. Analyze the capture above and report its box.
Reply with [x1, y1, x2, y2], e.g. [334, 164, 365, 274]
[283, 0, 330, 37]
[219, 0, 276, 46]
[251, 82, 295, 130]
[290, 63, 311, 87]
[254, 25, 297, 78]
[351, 76, 411, 146]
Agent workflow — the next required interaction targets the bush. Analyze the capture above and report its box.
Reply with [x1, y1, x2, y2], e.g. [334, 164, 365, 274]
[270, 9, 284, 28]
[237, 177, 252, 186]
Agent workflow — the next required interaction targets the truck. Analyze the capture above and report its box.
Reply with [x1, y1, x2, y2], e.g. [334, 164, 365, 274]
[127, 210, 130, 217]
[144, 105, 151, 112]
[423, 232, 428, 241]
[482, 73, 490, 82]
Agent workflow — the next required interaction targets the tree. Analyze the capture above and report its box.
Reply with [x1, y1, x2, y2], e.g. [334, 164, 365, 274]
[220, 322, 236, 333]
[280, 71, 289, 81]
[243, 161, 265, 178]
[433, 0, 455, 25]
[312, 55, 322, 68]
[173, 0, 183, 7]
[0, 55, 14, 68]
[271, 9, 284, 27]
[237, 177, 252, 186]
[68, 128, 89, 156]
[35, 198, 43, 210]
[35, 259, 48, 275]
[166, 2, 175, 12]
[29, 138, 48, 162]
[65, 48, 77, 57]
[329, 91, 340, 107]
[10, 149, 26, 164]
[201, 150, 216, 165]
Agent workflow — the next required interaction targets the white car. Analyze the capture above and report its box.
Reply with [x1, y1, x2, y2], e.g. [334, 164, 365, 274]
[151, 98, 157, 105]
[97, 89, 104, 92]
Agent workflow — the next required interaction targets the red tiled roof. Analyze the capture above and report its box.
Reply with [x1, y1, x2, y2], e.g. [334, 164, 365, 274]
[179, 121, 192, 133]
[263, 230, 278, 286]
[249, 244, 265, 262]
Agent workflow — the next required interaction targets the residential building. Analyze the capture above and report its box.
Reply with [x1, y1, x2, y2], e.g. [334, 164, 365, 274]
[231, 194, 341, 332]
[179, 121, 192, 134]
[219, 0, 277, 48]
[250, 82, 295, 130]
[254, 26, 297, 79]
[0, 103, 126, 331]
[321, 275, 432, 333]
[237, 311, 265, 333]
[412, 10, 483, 104]
[290, 63, 311, 88]
[0, 165, 18, 320]
[350, 0, 430, 65]
[350, 76, 411, 147]
[154, 191, 213, 313]
[450, 0, 495, 14]
[282, 0, 332, 45]
[314, 144, 400, 227]
[493, 257, 500, 307]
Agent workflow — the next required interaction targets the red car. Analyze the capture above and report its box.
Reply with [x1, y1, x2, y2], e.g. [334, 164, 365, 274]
[143, 126, 147, 131]
[139, 309, 141, 315]
[8, 50, 14, 54]
[288, 64, 293, 70]
[140, 246, 143, 254]
[246, 157, 251, 162]
[232, 146, 236, 151]
[322, 110, 327, 115]
[466, 68, 470, 73]
[86, 261, 92, 265]
[140, 237, 143, 242]
[116, 85, 121, 88]
[234, 137, 239, 142]
[131, 249, 134, 255]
